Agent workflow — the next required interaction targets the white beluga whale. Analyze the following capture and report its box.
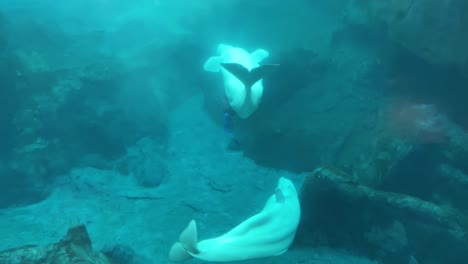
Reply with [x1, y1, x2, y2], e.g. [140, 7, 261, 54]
[168, 177, 301, 262]
[203, 44, 279, 119]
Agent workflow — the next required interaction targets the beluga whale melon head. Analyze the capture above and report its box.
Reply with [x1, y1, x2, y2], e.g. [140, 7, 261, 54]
[203, 44, 279, 119]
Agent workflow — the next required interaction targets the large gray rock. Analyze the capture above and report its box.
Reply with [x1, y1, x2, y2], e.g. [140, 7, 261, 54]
[298, 167, 468, 264]
[353, 0, 468, 70]
[0, 225, 114, 264]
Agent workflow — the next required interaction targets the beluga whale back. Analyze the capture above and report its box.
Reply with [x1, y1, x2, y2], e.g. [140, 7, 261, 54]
[168, 177, 301, 262]
[203, 44, 278, 119]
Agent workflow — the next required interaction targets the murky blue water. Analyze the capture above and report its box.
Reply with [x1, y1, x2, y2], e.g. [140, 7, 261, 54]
[1, 1, 467, 263]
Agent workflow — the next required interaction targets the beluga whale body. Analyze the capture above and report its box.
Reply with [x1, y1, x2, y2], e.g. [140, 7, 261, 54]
[203, 44, 278, 119]
[168, 177, 301, 262]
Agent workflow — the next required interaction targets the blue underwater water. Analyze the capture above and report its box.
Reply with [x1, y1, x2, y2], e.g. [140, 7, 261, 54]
[1, 1, 468, 263]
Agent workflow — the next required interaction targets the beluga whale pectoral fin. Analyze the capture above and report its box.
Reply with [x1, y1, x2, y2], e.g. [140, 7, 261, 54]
[221, 63, 280, 88]
[250, 49, 269, 63]
[204, 56, 223, 72]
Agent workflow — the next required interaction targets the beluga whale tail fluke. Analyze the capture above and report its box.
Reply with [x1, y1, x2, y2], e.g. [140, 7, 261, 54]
[168, 177, 301, 262]
[220, 63, 279, 89]
[203, 43, 279, 119]
[168, 220, 199, 262]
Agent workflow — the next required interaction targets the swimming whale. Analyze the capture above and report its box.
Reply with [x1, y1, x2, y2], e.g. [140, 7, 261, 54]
[203, 44, 279, 119]
[168, 177, 300, 262]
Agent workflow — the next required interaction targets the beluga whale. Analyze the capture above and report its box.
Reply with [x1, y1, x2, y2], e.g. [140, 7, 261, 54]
[168, 177, 301, 262]
[203, 44, 279, 119]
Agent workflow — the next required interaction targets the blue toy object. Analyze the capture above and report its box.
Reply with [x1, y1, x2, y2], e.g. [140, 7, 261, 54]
[223, 110, 240, 147]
